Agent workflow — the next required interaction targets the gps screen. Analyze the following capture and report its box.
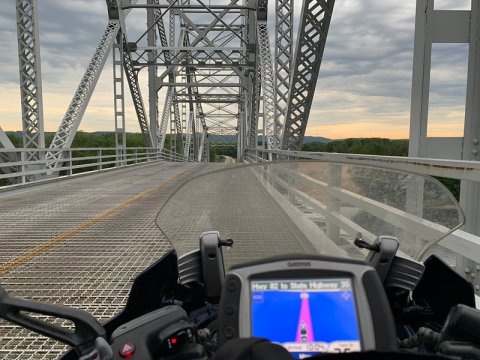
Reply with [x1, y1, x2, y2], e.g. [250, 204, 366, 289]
[251, 278, 361, 358]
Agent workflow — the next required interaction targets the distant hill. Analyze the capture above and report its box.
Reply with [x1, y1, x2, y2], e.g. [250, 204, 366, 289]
[302, 136, 331, 144]
[207, 135, 332, 144]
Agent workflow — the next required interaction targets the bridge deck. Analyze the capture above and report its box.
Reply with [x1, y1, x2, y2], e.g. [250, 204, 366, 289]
[0, 161, 203, 359]
[0, 162, 314, 359]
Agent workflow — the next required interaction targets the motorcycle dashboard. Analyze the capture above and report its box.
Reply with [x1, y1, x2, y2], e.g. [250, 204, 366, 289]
[218, 255, 398, 359]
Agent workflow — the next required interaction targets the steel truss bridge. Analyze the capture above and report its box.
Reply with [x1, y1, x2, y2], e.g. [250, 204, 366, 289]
[2, 0, 480, 358]
[1, 0, 334, 173]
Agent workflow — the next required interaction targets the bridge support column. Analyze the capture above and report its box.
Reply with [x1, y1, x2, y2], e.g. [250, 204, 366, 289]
[16, 0, 45, 179]
[409, 0, 480, 291]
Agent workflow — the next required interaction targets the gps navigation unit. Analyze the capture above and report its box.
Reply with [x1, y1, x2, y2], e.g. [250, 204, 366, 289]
[251, 278, 361, 357]
[218, 255, 398, 356]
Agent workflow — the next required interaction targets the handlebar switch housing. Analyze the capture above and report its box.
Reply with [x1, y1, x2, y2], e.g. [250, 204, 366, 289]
[110, 305, 198, 359]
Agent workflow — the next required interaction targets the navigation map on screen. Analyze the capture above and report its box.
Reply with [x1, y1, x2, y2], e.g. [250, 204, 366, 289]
[251, 278, 361, 359]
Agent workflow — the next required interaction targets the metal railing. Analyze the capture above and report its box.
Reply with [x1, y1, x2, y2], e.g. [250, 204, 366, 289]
[246, 148, 480, 295]
[0, 147, 194, 188]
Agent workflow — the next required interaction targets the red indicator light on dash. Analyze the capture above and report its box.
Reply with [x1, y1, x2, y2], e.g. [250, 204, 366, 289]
[119, 343, 136, 358]
[171, 337, 177, 345]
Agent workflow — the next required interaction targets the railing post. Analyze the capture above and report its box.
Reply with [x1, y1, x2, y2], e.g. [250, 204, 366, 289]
[326, 164, 341, 244]
[406, 177, 425, 257]
[68, 150, 73, 175]
[135, 149, 138, 164]
[20, 150, 26, 184]
[97, 149, 102, 170]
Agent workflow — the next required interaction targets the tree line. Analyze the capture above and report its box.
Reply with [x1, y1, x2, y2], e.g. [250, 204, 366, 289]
[3, 134, 460, 199]
[302, 138, 409, 156]
[7, 131, 149, 148]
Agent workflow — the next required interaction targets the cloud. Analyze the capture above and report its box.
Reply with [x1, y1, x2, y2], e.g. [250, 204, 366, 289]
[0, 0, 472, 141]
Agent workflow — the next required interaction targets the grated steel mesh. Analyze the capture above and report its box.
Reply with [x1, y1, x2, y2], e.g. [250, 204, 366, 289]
[0, 162, 315, 359]
[0, 162, 203, 359]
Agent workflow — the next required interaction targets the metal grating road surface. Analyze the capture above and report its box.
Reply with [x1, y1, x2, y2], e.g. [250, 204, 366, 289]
[0, 162, 317, 359]
[0, 161, 205, 359]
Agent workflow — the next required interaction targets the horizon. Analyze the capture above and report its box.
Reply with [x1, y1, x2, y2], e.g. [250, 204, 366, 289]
[4, 129, 411, 141]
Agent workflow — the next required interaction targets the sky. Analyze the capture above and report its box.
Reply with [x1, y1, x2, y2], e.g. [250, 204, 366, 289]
[0, 0, 473, 139]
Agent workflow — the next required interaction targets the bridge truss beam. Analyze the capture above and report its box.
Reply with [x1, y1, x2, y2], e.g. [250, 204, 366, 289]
[121, 0, 252, 154]
[5, 0, 339, 167]
[46, 21, 120, 169]
[275, 0, 293, 142]
[281, 0, 335, 151]
[258, 21, 279, 150]
[15, 0, 45, 161]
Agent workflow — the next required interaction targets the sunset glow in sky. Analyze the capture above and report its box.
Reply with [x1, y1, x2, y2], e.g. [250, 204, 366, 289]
[0, 0, 472, 139]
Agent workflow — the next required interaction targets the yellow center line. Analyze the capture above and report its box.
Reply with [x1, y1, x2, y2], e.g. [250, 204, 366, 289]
[0, 166, 195, 277]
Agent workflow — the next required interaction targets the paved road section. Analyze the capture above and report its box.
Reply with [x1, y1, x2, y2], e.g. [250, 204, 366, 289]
[0, 162, 315, 359]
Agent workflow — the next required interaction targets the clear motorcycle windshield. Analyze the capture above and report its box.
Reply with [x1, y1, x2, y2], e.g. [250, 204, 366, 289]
[155, 161, 464, 267]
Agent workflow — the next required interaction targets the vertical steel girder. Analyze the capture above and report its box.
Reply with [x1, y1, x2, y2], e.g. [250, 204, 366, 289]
[182, 68, 207, 160]
[148, 2, 159, 148]
[192, 81, 207, 161]
[275, 0, 293, 140]
[204, 131, 210, 161]
[16, 0, 45, 161]
[184, 111, 194, 158]
[198, 128, 207, 161]
[113, 35, 127, 164]
[153, 0, 176, 152]
[281, 0, 335, 150]
[113, 0, 152, 147]
[257, 22, 279, 150]
[122, 39, 153, 148]
[172, 94, 183, 153]
[249, 62, 261, 148]
[184, 33, 206, 161]
[158, 87, 173, 150]
[180, 65, 188, 157]
[46, 21, 120, 168]
[194, 102, 203, 160]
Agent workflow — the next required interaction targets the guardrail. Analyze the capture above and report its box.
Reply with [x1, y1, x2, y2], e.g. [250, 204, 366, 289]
[0, 147, 193, 187]
[246, 148, 480, 295]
